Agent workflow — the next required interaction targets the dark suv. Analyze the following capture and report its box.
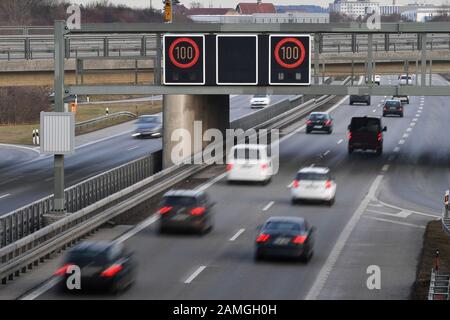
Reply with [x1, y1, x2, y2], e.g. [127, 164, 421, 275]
[158, 190, 215, 234]
[306, 112, 333, 134]
[350, 95, 371, 106]
[383, 99, 404, 117]
[348, 116, 387, 156]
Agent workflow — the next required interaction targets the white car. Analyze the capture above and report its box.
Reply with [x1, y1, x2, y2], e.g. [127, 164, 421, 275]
[291, 167, 336, 206]
[227, 144, 273, 184]
[366, 75, 381, 85]
[399, 74, 414, 85]
[250, 95, 271, 108]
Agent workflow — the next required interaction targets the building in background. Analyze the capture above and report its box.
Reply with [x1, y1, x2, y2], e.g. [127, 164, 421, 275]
[236, 1, 277, 14]
[329, 0, 380, 18]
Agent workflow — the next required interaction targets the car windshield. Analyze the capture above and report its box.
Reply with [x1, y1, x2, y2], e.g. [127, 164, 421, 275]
[233, 148, 261, 160]
[264, 221, 302, 232]
[163, 196, 197, 207]
[400, 76, 412, 80]
[385, 101, 400, 107]
[309, 113, 328, 120]
[350, 118, 381, 133]
[296, 172, 329, 181]
[253, 95, 267, 98]
[138, 116, 161, 124]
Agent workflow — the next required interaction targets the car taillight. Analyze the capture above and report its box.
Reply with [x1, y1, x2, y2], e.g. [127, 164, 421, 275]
[377, 133, 382, 141]
[325, 120, 332, 125]
[261, 163, 268, 170]
[348, 132, 352, 140]
[158, 206, 172, 215]
[383, 107, 387, 111]
[190, 207, 206, 216]
[226, 164, 233, 171]
[292, 180, 299, 188]
[292, 235, 307, 244]
[306, 120, 312, 125]
[101, 264, 123, 278]
[325, 180, 332, 189]
[256, 234, 270, 243]
[54, 264, 73, 276]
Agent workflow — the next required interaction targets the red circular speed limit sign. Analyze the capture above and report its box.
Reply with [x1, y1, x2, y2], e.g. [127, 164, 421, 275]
[168, 37, 200, 69]
[274, 37, 306, 69]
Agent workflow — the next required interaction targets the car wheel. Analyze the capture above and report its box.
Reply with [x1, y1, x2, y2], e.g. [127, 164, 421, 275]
[400, 113, 404, 118]
[254, 251, 263, 262]
[327, 129, 332, 135]
[349, 101, 353, 105]
[291, 198, 298, 205]
[348, 148, 353, 155]
[376, 147, 383, 156]
[367, 101, 371, 106]
[328, 197, 335, 206]
[306, 129, 311, 134]
[382, 113, 386, 117]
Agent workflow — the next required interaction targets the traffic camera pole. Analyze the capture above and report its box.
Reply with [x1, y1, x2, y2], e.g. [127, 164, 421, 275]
[53, 20, 66, 213]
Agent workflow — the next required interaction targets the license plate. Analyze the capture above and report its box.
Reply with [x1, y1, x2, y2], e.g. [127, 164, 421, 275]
[314, 125, 322, 129]
[274, 237, 291, 245]
[241, 164, 253, 169]
[172, 215, 188, 221]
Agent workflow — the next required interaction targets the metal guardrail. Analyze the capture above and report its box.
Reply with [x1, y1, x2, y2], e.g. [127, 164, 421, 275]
[75, 111, 136, 131]
[429, 268, 450, 300]
[0, 76, 352, 283]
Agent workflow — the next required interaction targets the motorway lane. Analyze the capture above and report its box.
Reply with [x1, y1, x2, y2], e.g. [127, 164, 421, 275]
[0, 95, 292, 215]
[35, 76, 425, 300]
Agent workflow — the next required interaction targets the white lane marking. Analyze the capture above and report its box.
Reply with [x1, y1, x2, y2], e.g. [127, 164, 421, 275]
[365, 208, 412, 219]
[76, 129, 135, 150]
[413, 118, 418, 122]
[388, 155, 396, 162]
[185, 266, 207, 284]
[323, 150, 331, 156]
[287, 181, 294, 188]
[20, 277, 61, 300]
[0, 193, 10, 200]
[306, 175, 384, 300]
[419, 106, 423, 110]
[393, 147, 400, 152]
[44, 177, 53, 182]
[410, 122, 416, 127]
[415, 114, 420, 117]
[381, 165, 390, 172]
[406, 127, 413, 132]
[127, 146, 139, 151]
[0, 143, 40, 154]
[363, 216, 425, 229]
[262, 201, 275, 211]
[418, 110, 422, 113]
[195, 172, 227, 193]
[114, 214, 159, 244]
[402, 133, 409, 138]
[337, 139, 343, 144]
[373, 198, 440, 218]
[229, 228, 245, 241]
[398, 140, 405, 145]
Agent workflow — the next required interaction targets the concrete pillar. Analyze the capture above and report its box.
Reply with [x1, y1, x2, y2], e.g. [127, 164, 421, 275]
[163, 95, 230, 168]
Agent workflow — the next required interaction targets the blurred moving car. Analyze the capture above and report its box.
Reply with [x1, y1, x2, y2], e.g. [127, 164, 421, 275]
[306, 112, 333, 134]
[392, 95, 409, 104]
[250, 94, 271, 107]
[291, 167, 336, 206]
[227, 144, 273, 184]
[134, 114, 162, 138]
[399, 74, 414, 85]
[255, 217, 316, 262]
[349, 95, 371, 106]
[383, 99, 404, 117]
[348, 116, 387, 156]
[158, 189, 215, 234]
[366, 74, 381, 85]
[54, 241, 136, 293]
[48, 92, 79, 104]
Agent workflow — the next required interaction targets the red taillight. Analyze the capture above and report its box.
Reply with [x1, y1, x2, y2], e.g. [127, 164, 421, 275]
[383, 107, 388, 111]
[325, 119, 332, 125]
[325, 180, 332, 189]
[190, 207, 206, 216]
[227, 164, 233, 171]
[256, 234, 270, 243]
[292, 235, 307, 244]
[158, 206, 172, 215]
[261, 163, 268, 170]
[54, 264, 73, 276]
[348, 132, 352, 140]
[101, 264, 123, 278]
[293, 180, 299, 188]
[377, 133, 382, 141]
[306, 120, 312, 125]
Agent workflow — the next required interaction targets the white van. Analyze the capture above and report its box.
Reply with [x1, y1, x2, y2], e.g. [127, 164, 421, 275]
[227, 144, 273, 184]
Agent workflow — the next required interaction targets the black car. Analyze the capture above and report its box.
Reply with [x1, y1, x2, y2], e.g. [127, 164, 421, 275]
[349, 95, 371, 106]
[158, 189, 215, 234]
[348, 116, 387, 156]
[134, 114, 163, 138]
[54, 241, 136, 293]
[255, 217, 315, 262]
[383, 99, 404, 117]
[48, 92, 79, 104]
[306, 112, 333, 134]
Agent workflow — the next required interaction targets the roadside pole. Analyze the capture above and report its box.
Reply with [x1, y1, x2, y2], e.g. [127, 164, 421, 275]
[445, 190, 449, 218]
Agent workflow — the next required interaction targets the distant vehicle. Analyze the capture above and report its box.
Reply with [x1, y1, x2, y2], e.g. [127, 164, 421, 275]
[255, 216, 316, 262]
[227, 144, 273, 184]
[349, 95, 371, 106]
[54, 241, 136, 293]
[348, 116, 387, 156]
[250, 94, 271, 107]
[48, 92, 79, 104]
[383, 99, 404, 117]
[306, 112, 333, 134]
[366, 74, 381, 85]
[392, 95, 409, 104]
[134, 114, 162, 138]
[158, 189, 215, 234]
[291, 167, 337, 206]
[399, 74, 414, 85]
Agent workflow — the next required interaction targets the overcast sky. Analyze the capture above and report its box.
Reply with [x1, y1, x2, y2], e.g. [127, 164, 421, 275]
[70, 0, 448, 10]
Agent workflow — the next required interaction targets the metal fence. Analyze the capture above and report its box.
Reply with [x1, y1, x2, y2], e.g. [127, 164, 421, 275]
[0, 151, 162, 248]
[429, 268, 450, 300]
